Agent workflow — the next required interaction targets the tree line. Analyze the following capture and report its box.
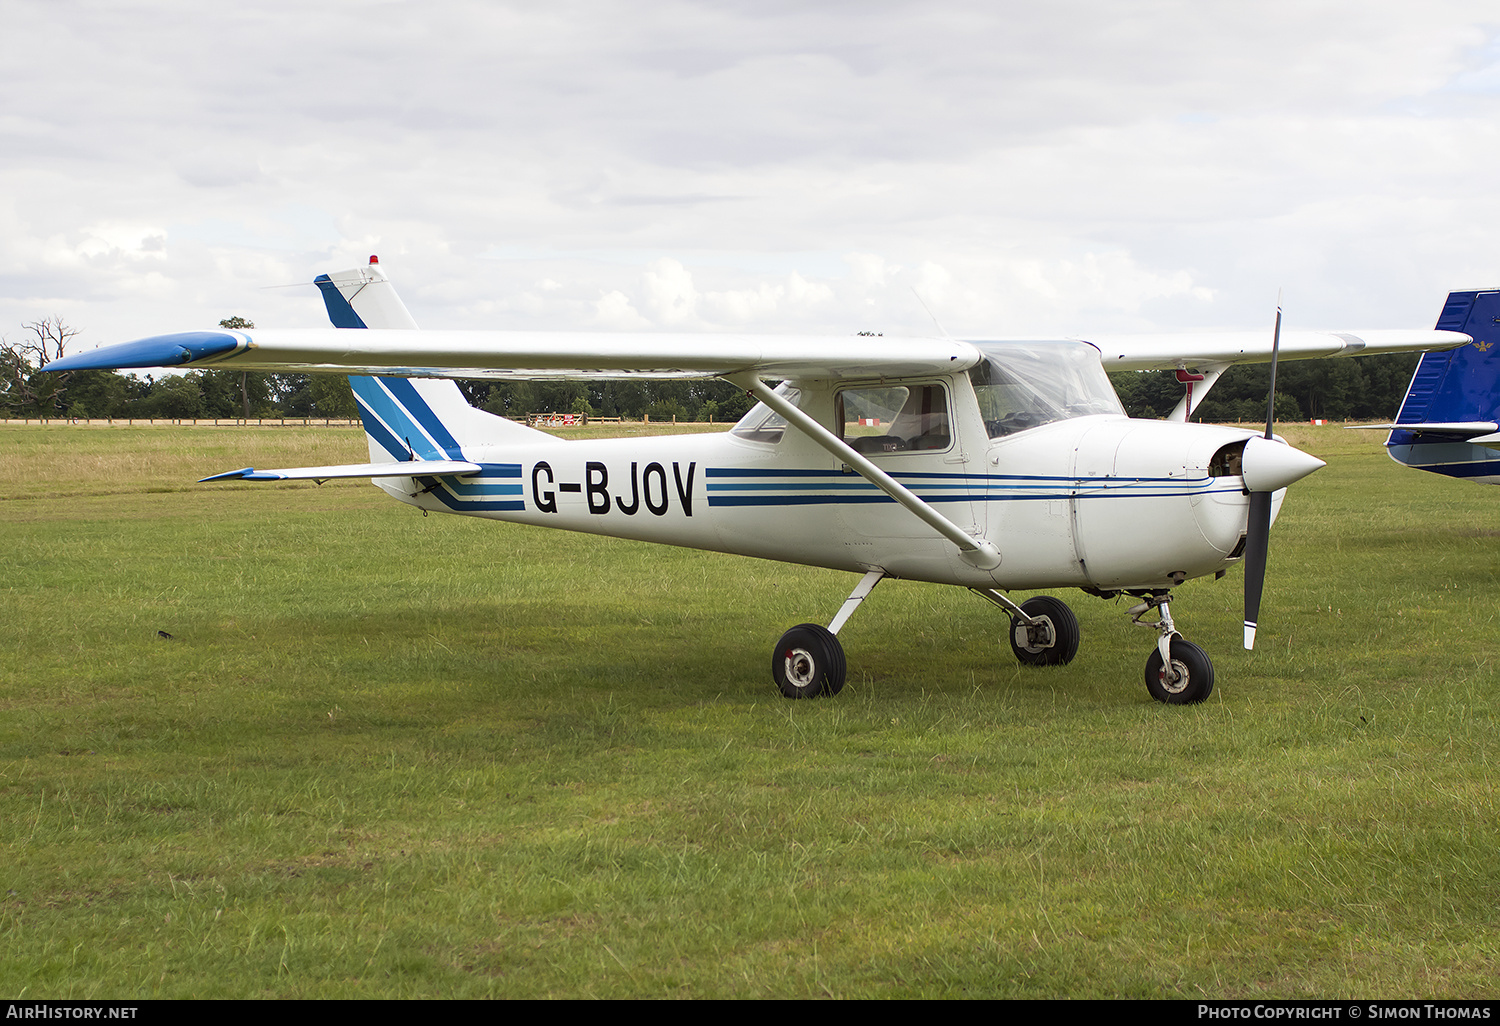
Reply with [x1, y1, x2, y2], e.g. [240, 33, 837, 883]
[0, 317, 360, 421]
[3, 315, 1422, 424]
[1106, 351, 1421, 423]
[0, 316, 759, 422]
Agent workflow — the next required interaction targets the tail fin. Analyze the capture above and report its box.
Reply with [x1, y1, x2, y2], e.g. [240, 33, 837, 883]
[313, 257, 419, 330]
[1386, 289, 1500, 482]
[313, 256, 553, 462]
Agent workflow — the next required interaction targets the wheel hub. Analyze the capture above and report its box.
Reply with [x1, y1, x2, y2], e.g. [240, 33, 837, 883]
[1013, 616, 1055, 653]
[783, 647, 817, 688]
[1157, 659, 1190, 694]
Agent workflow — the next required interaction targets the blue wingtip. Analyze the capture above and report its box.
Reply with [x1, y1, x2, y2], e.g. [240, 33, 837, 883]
[44, 331, 243, 372]
[200, 467, 256, 482]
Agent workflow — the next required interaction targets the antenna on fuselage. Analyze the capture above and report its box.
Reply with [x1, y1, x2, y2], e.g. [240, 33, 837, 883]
[911, 288, 952, 339]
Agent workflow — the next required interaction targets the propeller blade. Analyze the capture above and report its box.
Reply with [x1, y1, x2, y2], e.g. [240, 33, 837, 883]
[1243, 490, 1271, 649]
[1246, 297, 1283, 650]
[1264, 302, 1282, 439]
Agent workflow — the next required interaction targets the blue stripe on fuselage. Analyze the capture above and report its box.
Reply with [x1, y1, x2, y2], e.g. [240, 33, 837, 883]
[702, 467, 1234, 507]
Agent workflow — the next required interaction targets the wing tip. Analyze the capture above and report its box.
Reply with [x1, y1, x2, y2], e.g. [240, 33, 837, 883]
[200, 467, 255, 482]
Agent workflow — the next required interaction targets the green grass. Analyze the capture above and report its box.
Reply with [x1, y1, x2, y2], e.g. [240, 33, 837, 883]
[1, 423, 1497, 998]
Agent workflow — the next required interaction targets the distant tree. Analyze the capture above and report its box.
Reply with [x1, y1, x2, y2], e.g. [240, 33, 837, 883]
[64, 369, 141, 419]
[1111, 353, 1421, 424]
[309, 375, 357, 418]
[146, 373, 204, 419]
[0, 317, 81, 417]
[193, 369, 257, 418]
[1108, 370, 1182, 419]
[219, 316, 257, 418]
[481, 381, 536, 418]
[261, 372, 314, 416]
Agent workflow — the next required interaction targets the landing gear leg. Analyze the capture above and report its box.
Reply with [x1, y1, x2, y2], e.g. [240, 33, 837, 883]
[770, 570, 882, 699]
[972, 589, 1080, 666]
[1130, 592, 1215, 704]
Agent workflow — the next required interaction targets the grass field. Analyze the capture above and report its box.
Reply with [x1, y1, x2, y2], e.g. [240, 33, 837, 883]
[1, 422, 1497, 998]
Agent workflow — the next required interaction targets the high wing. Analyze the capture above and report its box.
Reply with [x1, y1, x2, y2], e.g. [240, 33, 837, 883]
[1085, 329, 1470, 371]
[47, 327, 1467, 382]
[45, 328, 984, 381]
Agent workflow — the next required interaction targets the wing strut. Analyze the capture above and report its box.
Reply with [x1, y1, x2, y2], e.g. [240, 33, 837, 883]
[1166, 363, 1230, 422]
[730, 374, 1002, 570]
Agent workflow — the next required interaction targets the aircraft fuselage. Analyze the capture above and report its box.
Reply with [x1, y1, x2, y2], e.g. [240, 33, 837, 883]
[377, 378, 1269, 594]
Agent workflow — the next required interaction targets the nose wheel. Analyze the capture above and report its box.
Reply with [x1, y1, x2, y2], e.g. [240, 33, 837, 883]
[1144, 637, 1215, 704]
[1130, 592, 1215, 704]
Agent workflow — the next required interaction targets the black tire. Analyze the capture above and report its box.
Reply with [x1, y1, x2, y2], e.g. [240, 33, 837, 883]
[1008, 596, 1080, 666]
[772, 623, 846, 699]
[1144, 638, 1215, 704]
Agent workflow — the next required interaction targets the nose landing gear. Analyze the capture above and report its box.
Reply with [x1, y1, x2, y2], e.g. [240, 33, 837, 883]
[1129, 592, 1215, 704]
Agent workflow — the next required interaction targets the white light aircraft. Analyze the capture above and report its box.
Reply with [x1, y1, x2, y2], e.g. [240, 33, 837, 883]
[46, 259, 1469, 704]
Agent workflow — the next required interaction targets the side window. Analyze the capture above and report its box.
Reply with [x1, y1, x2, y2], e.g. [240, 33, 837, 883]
[730, 386, 800, 443]
[839, 384, 951, 454]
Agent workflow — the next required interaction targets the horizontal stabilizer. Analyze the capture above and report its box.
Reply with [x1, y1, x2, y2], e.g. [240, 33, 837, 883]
[201, 460, 482, 483]
[1345, 421, 1500, 434]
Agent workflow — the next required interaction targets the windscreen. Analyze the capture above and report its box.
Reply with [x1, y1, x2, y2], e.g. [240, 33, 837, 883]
[968, 341, 1124, 438]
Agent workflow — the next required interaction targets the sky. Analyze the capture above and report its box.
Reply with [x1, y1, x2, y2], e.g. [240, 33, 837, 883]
[3, 0, 1498, 353]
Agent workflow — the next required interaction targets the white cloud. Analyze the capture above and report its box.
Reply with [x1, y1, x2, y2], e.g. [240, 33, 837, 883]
[0, 1, 1497, 344]
[593, 289, 650, 329]
[639, 258, 701, 326]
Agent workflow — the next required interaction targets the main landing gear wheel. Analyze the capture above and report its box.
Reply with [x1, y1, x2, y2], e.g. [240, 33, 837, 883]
[772, 623, 846, 699]
[1009, 596, 1080, 666]
[1144, 638, 1215, 705]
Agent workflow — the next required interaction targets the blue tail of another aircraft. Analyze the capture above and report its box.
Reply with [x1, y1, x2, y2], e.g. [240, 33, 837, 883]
[1387, 288, 1500, 483]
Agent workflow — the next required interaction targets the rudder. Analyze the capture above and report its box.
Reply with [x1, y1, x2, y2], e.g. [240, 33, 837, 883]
[314, 257, 553, 462]
[1387, 289, 1500, 482]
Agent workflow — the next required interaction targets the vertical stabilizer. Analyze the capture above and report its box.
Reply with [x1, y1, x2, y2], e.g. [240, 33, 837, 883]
[313, 258, 419, 330]
[1387, 289, 1500, 482]
[314, 257, 552, 462]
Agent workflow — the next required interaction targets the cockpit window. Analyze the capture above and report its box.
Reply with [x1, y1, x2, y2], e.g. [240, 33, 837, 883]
[730, 384, 800, 443]
[839, 384, 951, 454]
[968, 341, 1123, 438]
